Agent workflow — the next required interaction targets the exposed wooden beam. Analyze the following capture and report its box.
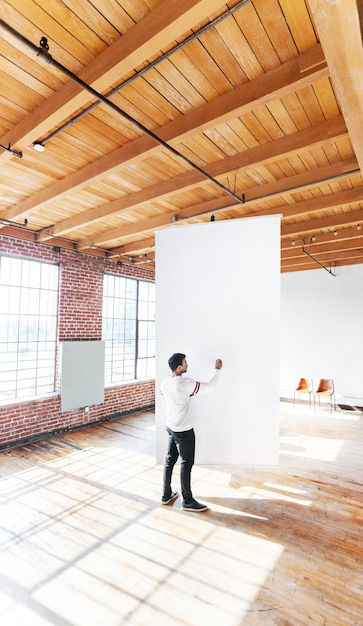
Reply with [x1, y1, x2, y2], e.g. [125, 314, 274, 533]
[81, 170, 363, 247]
[308, 0, 363, 172]
[2, 45, 328, 223]
[281, 208, 363, 237]
[115, 227, 363, 259]
[282, 236, 363, 259]
[0, 0, 230, 162]
[50, 117, 349, 240]
[281, 223, 363, 248]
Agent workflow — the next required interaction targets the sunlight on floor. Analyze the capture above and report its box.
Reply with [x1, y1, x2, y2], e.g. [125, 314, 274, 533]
[0, 403, 361, 625]
[280, 434, 344, 462]
[0, 448, 285, 626]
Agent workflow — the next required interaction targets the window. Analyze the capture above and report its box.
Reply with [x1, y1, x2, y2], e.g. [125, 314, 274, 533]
[103, 274, 155, 384]
[0, 255, 59, 403]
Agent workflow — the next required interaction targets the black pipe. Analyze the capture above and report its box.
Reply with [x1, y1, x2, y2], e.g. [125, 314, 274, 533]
[0, 18, 247, 204]
[32, 0, 253, 148]
[302, 244, 336, 276]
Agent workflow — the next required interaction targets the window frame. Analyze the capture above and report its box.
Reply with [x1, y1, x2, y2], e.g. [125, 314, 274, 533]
[0, 254, 59, 404]
[102, 273, 155, 385]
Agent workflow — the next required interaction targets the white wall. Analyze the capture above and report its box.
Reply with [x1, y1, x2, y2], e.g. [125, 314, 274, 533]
[280, 263, 363, 406]
[155, 215, 281, 466]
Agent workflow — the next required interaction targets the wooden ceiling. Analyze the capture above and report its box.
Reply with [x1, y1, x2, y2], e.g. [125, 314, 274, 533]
[1, 0, 363, 272]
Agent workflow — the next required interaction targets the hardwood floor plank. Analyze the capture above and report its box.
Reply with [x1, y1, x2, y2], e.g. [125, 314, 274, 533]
[0, 405, 362, 625]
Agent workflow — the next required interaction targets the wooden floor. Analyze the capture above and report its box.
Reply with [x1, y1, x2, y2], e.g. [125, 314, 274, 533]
[0, 402, 362, 626]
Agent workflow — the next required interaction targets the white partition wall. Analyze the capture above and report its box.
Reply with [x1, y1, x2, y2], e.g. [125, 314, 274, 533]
[155, 215, 281, 465]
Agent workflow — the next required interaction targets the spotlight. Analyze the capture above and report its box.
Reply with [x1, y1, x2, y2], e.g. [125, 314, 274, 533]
[358, 224, 361, 231]
[334, 230, 338, 236]
[33, 141, 45, 152]
[292, 239, 295, 246]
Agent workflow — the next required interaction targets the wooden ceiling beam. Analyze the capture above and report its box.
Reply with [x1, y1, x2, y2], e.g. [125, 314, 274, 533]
[2, 44, 328, 223]
[0, 0, 229, 163]
[284, 247, 363, 268]
[282, 254, 363, 272]
[281, 208, 363, 238]
[308, 0, 363, 173]
[282, 236, 363, 259]
[281, 223, 363, 248]
[245, 158, 358, 202]
[209, 117, 348, 179]
[49, 119, 350, 239]
[103, 226, 363, 259]
[78, 170, 363, 247]
[259, 186, 363, 220]
[157, 44, 328, 141]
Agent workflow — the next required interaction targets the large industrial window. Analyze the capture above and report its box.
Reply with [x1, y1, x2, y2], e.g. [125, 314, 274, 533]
[102, 274, 155, 384]
[0, 255, 59, 403]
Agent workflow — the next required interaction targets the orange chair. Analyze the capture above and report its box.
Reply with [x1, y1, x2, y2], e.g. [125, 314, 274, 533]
[314, 379, 336, 412]
[293, 377, 313, 408]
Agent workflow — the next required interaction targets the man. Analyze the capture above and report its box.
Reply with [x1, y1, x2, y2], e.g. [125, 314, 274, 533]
[160, 353, 223, 512]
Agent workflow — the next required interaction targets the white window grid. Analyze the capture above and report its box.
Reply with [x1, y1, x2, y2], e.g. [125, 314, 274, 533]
[103, 274, 155, 384]
[0, 255, 59, 403]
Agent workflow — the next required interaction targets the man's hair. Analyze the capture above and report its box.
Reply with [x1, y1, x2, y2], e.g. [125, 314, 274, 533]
[168, 352, 186, 371]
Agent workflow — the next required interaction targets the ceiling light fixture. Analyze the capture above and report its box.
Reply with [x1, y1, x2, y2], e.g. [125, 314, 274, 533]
[33, 141, 45, 152]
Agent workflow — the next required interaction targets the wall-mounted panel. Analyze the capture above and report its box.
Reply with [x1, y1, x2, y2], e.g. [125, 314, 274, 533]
[60, 341, 105, 411]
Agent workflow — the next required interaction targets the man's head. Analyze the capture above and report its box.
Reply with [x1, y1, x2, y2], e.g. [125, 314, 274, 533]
[168, 352, 187, 374]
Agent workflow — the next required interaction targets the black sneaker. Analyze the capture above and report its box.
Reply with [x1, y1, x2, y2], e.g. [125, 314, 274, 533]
[182, 499, 209, 512]
[161, 490, 178, 505]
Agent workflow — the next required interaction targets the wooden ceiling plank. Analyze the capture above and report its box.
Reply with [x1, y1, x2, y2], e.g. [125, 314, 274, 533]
[234, 1, 281, 72]
[252, 0, 299, 63]
[0, 0, 230, 160]
[181, 38, 232, 94]
[209, 116, 348, 177]
[67, 165, 361, 248]
[2, 47, 331, 224]
[74, 196, 236, 247]
[282, 231, 363, 253]
[281, 229, 363, 251]
[278, 0, 318, 52]
[112, 226, 363, 258]
[245, 159, 359, 201]
[281, 208, 363, 237]
[48, 119, 350, 237]
[161, 45, 328, 142]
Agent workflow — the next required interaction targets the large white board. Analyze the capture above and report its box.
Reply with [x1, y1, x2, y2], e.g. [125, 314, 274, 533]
[155, 215, 281, 465]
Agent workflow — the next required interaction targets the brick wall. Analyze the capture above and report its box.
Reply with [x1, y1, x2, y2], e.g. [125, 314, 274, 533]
[0, 235, 155, 449]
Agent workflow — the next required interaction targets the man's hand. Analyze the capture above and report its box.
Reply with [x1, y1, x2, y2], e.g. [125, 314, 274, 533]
[215, 358, 223, 370]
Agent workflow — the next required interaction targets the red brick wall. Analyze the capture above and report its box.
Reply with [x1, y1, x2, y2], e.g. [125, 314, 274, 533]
[0, 236, 155, 449]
